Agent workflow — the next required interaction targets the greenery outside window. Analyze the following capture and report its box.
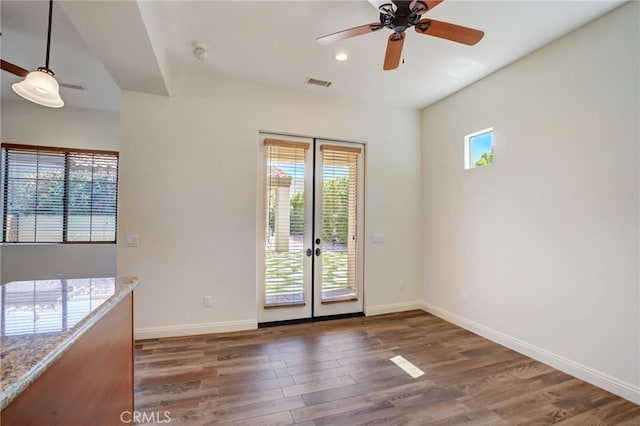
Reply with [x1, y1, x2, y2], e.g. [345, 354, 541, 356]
[2, 144, 119, 243]
[464, 128, 494, 169]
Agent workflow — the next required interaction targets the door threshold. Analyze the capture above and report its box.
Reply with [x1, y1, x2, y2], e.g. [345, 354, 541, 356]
[258, 312, 364, 328]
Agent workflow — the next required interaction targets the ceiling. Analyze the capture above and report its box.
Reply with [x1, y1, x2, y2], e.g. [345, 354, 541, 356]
[0, 0, 626, 111]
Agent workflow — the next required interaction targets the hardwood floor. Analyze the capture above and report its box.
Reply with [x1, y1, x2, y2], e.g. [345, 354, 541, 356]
[134, 311, 640, 425]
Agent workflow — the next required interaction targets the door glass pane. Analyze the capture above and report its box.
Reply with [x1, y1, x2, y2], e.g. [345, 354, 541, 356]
[264, 145, 306, 306]
[321, 148, 360, 302]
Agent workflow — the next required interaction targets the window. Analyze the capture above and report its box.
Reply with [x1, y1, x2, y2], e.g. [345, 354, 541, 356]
[464, 128, 494, 169]
[2, 144, 118, 243]
[264, 139, 308, 306]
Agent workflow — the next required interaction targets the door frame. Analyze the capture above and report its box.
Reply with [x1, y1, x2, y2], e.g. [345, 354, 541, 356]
[257, 132, 366, 326]
[313, 139, 365, 318]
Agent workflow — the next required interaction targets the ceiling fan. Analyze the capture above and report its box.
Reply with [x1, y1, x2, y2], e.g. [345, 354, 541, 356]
[0, 32, 31, 79]
[1, 59, 29, 79]
[0, 45, 84, 91]
[316, 0, 484, 71]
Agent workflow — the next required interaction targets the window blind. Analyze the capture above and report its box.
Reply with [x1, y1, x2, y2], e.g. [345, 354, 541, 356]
[264, 139, 308, 306]
[2, 144, 119, 243]
[320, 145, 361, 301]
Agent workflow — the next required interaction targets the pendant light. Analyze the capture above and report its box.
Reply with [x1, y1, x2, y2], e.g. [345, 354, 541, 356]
[12, 0, 64, 108]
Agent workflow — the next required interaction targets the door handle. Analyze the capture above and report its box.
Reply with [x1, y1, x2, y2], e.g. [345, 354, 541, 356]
[315, 248, 322, 256]
[306, 248, 313, 257]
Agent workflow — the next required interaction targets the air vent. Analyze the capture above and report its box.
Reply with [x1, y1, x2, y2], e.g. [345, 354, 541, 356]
[59, 83, 86, 91]
[305, 77, 332, 87]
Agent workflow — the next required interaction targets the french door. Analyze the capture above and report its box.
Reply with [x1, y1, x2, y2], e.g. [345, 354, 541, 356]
[258, 134, 364, 323]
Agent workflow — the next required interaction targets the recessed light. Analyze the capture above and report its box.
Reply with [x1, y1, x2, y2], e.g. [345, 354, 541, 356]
[335, 52, 348, 62]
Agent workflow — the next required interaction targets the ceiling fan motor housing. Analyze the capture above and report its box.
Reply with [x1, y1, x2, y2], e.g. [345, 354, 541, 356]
[379, 0, 427, 34]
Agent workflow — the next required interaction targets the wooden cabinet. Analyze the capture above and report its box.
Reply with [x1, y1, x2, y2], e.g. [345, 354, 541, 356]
[1, 293, 134, 425]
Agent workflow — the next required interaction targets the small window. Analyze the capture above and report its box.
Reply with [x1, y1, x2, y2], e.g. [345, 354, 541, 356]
[465, 128, 494, 169]
[2, 144, 119, 243]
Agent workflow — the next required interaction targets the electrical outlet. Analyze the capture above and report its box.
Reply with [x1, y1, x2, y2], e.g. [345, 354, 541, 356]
[398, 281, 405, 291]
[203, 295, 212, 307]
[463, 293, 470, 304]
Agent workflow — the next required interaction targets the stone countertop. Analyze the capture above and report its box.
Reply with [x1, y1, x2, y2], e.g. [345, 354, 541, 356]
[0, 276, 138, 410]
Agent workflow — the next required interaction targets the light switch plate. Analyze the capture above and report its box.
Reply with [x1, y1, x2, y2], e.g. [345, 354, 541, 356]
[125, 234, 139, 247]
[372, 233, 386, 243]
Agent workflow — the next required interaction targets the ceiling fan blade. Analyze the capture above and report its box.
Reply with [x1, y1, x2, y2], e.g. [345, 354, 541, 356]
[383, 33, 405, 71]
[1, 60, 29, 77]
[317, 23, 383, 45]
[410, 0, 444, 14]
[414, 19, 484, 45]
[422, 0, 445, 12]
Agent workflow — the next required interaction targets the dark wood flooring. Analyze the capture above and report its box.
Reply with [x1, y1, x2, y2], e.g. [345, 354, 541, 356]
[134, 310, 640, 425]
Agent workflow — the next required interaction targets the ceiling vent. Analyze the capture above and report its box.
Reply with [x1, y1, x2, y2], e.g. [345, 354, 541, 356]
[59, 83, 86, 91]
[305, 77, 332, 88]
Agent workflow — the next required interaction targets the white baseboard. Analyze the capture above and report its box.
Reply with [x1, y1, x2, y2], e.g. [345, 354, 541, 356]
[135, 319, 257, 340]
[421, 301, 640, 405]
[365, 300, 423, 316]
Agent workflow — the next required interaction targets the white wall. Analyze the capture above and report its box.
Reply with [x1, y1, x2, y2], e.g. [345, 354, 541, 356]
[1, 100, 119, 150]
[118, 76, 422, 337]
[0, 100, 119, 283]
[421, 2, 639, 403]
[1, 244, 117, 284]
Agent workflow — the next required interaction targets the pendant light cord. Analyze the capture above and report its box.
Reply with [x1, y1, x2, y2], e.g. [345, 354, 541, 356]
[45, 0, 53, 70]
[11, 0, 64, 107]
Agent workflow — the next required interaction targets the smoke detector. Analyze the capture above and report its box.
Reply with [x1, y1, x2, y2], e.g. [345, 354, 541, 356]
[192, 41, 209, 61]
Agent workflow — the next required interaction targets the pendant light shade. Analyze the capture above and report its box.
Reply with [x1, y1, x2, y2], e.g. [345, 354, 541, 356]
[12, 0, 64, 108]
[12, 67, 64, 108]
